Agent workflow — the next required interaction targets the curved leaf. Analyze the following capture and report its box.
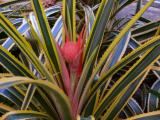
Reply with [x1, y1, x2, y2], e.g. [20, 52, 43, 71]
[0, 12, 55, 83]
[0, 77, 73, 120]
[83, 5, 95, 38]
[102, 71, 148, 119]
[1, 110, 53, 120]
[126, 111, 160, 120]
[101, 31, 131, 73]
[94, 44, 160, 118]
[94, 0, 154, 79]
[2, 19, 30, 51]
[84, 0, 114, 61]
[79, 0, 155, 112]
[127, 98, 143, 115]
[31, 0, 61, 75]
[148, 79, 160, 112]
[0, 46, 35, 78]
[0, 103, 15, 114]
[86, 35, 160, 112]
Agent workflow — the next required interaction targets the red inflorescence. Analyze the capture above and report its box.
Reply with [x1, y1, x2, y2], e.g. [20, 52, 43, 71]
[61, 28, 85, 77]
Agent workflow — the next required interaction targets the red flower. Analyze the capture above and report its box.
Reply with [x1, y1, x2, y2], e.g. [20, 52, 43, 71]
[61, 27, 85, 77]
[61, 41, 81, 63]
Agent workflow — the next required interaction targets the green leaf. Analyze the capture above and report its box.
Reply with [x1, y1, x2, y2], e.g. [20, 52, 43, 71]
[149, 89, 160, 99]
[126, 111, 160, 120]
[33, 88, 60, 119]
[21, 85, 36, 110]
[0, 12, 56, 84]
[1, 110, 53, 120]
[83, 6, 95, 37]
[9, 86, 39, 110]
[94, 0, 154, 78]
[0, 46, 35, 78]
[31, 0, 61, 75]
[127, 98, 143, 115]
[112, 0, 137, 18]
[74, 47, 98, 102]
[94, 44, 160, 118]
[84, 0, 114, 61]
[80, 116, 95, 120]
[102, 71, 149, 119]
[136, 0, 142, 13]
[83, 35, 160, 114]
[0, 86, 40, 111]
[132, 20, 160, 35]
[0, 77, 73, 120]
[132, 20, 160, 42]
[62, 0, 76, 41]
[101, 31, 131, 74]
[79, 0, 157, 112]
[148, 80, 160, 112]
[0, 103, 15, 114]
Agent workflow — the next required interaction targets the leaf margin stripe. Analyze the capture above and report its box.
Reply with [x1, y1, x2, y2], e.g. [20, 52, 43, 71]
[94, 44, 160, 117]
[31, 0, 61, 74]
[0, 12, 56, 84]
[126, 110, 160, 120]
[79, 0, 155, 112]
[1, 110, 53, 120]
[81, 35, 160, 116]
[0, 77, 73, 120]
[0, 46, 35, 78]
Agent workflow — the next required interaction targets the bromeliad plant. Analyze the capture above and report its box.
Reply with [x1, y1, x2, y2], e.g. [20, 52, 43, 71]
[0, 0, 160, 119]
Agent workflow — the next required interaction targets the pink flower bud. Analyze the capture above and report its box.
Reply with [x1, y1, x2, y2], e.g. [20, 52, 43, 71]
[61, 26, 85, 77]
[61, 41, 80, 63]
